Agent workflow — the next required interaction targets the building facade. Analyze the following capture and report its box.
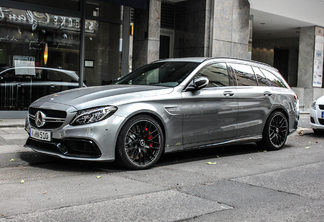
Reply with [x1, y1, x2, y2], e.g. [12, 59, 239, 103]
[249, 0, 324, 112]
[0, 0, 323, 118]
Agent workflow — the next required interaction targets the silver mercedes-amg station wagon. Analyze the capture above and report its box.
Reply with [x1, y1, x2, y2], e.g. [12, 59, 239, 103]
[24, 57, 299, 169]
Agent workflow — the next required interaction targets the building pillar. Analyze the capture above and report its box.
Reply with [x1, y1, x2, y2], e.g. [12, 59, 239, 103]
[295, 26, 324, 111]
[297, 27, 316, 89]
[211, 0, 250, 59]
[133, 0, 161, 69]
[174, 0, 211, 57]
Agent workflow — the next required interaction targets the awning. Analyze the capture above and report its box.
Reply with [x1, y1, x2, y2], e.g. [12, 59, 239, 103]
[99, 0, 147, 9]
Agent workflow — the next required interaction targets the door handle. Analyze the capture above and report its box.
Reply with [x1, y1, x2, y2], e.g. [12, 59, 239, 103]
[223, 91, 234, 96]
[264, 91, 272, 96]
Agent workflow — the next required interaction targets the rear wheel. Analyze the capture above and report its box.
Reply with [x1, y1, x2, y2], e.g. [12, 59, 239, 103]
[258, 111, 288, 150]
[116, 115, 164, 170]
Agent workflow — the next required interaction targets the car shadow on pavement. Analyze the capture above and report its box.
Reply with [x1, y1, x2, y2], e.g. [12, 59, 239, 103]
[18, 142, 264, 172]
[157, 142, 267, 167]
[18, 151, 123, 173]
[19, 138, 316, 172]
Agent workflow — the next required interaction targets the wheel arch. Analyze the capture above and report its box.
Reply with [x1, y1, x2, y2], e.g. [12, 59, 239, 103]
[114, 111, 167, 156]
[258, 107, 290, 150]
[265, 107, 290, 130]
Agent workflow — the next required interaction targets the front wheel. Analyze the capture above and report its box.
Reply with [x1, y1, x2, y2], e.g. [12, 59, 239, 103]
[116, 115, 164, 170]
[258, 111, 288, 150]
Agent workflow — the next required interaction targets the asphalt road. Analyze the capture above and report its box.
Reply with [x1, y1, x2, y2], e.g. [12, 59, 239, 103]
[0, 114, 324, 221]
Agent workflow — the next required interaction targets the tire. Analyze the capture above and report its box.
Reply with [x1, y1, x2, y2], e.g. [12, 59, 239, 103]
[116, 115, 164, 170]
[258, 111, 288, 150]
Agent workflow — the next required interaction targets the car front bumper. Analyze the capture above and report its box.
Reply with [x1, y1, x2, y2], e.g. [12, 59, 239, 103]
[310, 108, 324, 130]
[24, 115, 126, 162]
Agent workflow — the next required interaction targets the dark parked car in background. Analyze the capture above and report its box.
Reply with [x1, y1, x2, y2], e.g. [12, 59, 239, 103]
[24, 57, 299, 170]
[0, 67, 81, 110]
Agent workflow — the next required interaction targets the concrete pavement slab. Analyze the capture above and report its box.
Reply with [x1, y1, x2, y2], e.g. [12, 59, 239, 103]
[0, 172, 165, 216]
[0, 134, 28, 140]
[182, 180, 324, 222]
[0, 145, 27, 154]
[116, 165, 218, 189]
[2, 190, 232, 222]
[233, 161, 324, 199]
[0, 119, 25, 128]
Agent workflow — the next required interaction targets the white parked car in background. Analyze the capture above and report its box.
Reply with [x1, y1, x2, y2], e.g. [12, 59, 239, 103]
[310, 95, 324, 134]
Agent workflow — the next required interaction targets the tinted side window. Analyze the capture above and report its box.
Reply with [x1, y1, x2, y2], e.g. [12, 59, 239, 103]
[231, 63, 257, 86]
[197, 63, 233, 87]
[0, 68, 34, 81]
[43, 70, 77, 82]
[252, 67, 271, 86]
[260, 68, 287, 88]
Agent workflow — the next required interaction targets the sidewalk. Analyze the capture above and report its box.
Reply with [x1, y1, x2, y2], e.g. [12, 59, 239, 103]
[0, 119, 25, 128]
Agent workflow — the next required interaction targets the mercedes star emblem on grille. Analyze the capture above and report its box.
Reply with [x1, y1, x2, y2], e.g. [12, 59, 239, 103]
[35, 111, 46, 128]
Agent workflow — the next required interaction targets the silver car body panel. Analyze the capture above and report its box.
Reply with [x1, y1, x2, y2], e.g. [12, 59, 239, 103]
[24, 57, 299, 162]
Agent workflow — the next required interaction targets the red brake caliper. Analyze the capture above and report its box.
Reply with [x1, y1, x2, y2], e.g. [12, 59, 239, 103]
[146, 128, 153, 147]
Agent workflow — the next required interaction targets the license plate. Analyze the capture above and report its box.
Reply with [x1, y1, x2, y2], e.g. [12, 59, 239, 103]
[322, 112, 324, 118]
[30, 128, 51, 141]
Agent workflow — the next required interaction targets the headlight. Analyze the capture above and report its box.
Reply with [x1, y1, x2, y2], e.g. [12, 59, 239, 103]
[70, 106, 118, 125]
[311, 101, 317, 110]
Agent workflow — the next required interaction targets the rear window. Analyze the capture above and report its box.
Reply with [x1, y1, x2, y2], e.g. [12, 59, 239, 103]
[230, 63, 257, 86]
[260, 68, 287, 88]
[252, 67, 271, 86]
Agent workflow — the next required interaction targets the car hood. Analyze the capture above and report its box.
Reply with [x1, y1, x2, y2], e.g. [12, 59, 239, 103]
[33, 85, 174, 110]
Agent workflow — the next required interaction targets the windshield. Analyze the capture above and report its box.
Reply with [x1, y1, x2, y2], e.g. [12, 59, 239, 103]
[115, 62, 199, 87]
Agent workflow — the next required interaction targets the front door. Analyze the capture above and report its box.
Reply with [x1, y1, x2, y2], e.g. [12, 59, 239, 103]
[182, 62, 238, 145]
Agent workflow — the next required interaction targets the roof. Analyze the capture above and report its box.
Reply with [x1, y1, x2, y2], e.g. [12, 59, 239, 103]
[153, 57, 272, 68]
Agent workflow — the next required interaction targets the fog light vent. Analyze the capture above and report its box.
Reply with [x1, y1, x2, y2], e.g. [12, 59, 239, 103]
[310, 117, 315, 124]
[63, 139, 101, 157]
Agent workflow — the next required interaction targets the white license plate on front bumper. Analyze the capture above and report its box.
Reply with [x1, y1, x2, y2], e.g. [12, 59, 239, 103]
[30, 128, 51, 141]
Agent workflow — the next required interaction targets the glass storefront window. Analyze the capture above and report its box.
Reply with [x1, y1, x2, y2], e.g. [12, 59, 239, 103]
[8, 0, 80, 11]
[0, 7, 81, 110]
[0, 2, 125, 114]
[84, 20, 122, 86]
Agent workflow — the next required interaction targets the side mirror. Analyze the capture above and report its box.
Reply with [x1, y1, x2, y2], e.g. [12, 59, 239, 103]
[112, 76, 123, 84]
[186, 76, 209, 91]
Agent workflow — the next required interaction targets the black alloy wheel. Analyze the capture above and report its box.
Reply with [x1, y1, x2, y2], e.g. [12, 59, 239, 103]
[116, 115, 164, 170]
[259, 111, 288, 150]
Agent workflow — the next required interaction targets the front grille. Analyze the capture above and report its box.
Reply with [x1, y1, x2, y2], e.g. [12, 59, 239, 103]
[318, 119, 324, 125]
[319, 105, 324, 110]
[29, 108, 66, 118]
[29, 107, 66, 129]
[26, 138, 101, 158]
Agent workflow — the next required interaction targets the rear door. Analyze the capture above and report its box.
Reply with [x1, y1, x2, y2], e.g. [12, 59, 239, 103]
[182, 62, 238, 145]
[229, 63, 274, 137]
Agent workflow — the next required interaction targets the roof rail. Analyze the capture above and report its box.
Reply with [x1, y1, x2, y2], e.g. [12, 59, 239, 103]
[202, 57, 272, 67]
